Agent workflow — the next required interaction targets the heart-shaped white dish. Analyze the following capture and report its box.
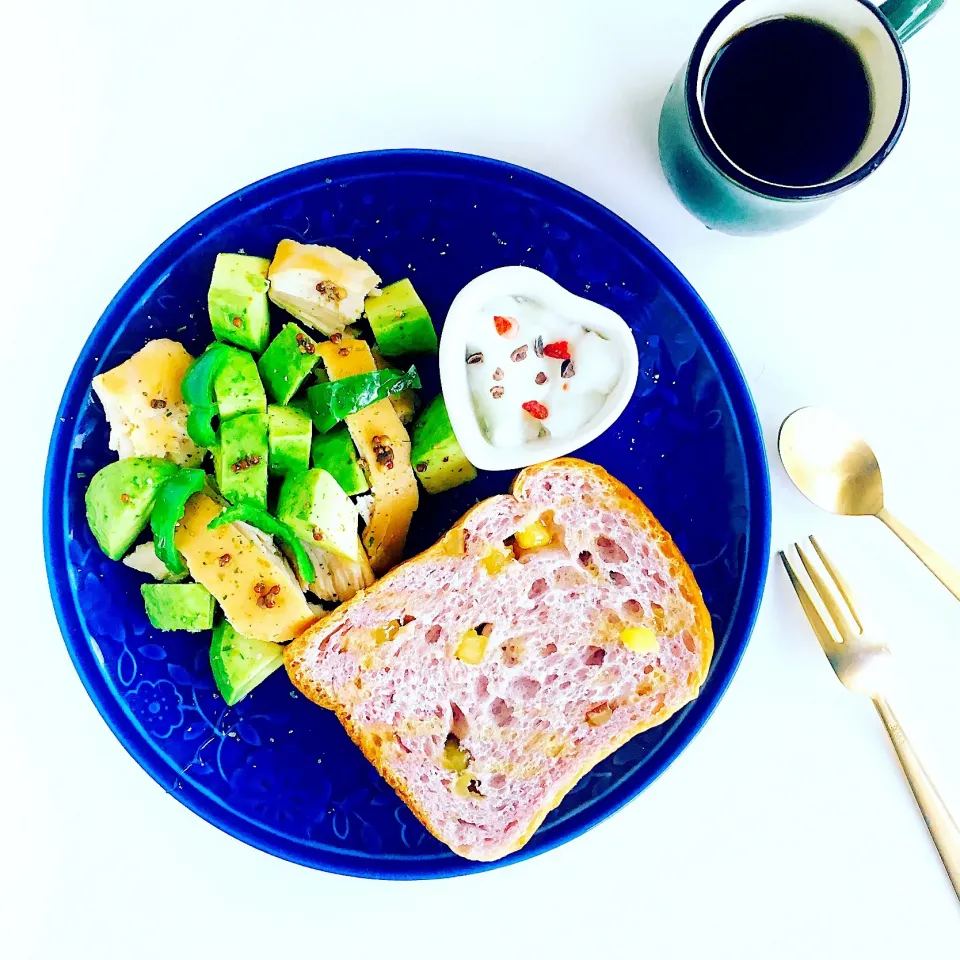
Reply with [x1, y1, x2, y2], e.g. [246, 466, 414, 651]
[439, 266, 640, 472]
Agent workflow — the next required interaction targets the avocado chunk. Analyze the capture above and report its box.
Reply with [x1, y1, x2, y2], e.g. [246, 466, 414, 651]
[267, 404, 312, 476]
[288, 394, 312, 416]
[209, 620, 284, 706]
[85, 457, 180, 560]
[215, 412, 269, 506]
[208, 253, 271, 352]
[214, 346, 267, 420]
[411, 395, 477, 494]
[257, 323, 320, 405]
[276, 468, 360, 561]
[311, 425, 369, 496]
[141, 582, 215, 632]
[365, 278, 438, 356]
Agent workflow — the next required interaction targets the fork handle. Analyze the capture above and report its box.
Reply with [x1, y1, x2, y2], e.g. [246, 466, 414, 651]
[873, 696, 960, 900]
[876, 508, 960, 604]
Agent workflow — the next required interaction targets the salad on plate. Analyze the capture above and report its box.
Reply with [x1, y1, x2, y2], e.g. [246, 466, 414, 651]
[84, 242, 475, 706]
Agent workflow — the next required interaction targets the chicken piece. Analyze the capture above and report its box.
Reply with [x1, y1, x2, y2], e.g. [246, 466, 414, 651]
[298, 536, 375, 604]
[175, 491, 317, 643]
[91, 339, 203, 466]
[317, 338, 419, 574]
[122, 541, 181, 581]
[267, 240, 380, 336]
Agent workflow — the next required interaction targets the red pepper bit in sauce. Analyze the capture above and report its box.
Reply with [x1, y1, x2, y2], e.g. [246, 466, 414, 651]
[493, 315, 518, 337]
[522, 400, 549, 420]
[542, 340, 571, 360]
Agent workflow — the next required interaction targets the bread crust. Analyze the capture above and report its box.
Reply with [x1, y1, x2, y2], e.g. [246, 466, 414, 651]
[285, 458, 713, 860]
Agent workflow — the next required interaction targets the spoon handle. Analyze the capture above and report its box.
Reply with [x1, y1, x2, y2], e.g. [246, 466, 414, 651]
[873, 696, 960, 901]
[876, 507, 960, 602]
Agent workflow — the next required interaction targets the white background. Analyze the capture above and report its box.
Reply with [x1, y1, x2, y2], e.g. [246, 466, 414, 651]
[3, 1, 959, 957]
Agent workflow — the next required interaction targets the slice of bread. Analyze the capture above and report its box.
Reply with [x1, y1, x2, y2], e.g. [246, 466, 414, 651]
[285, 458, 713, 860]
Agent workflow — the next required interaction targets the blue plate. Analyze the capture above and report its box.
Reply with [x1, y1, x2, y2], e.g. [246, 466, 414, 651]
[44, 150, 770, 879]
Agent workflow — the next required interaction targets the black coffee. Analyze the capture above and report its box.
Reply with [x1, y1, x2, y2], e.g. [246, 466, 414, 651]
[702, 16, 872, 187]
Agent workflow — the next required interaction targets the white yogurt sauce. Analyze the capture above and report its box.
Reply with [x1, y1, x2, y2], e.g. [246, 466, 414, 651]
[465, 294, 623, 447]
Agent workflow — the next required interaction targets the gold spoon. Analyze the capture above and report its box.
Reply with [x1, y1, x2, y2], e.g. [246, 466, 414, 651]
[779, 407, 960, 603]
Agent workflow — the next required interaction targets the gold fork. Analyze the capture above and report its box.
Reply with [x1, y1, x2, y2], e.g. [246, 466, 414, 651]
[781, 536, 960, 900]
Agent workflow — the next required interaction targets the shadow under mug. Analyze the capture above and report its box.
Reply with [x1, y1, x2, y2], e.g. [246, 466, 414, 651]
[658, 0, 943, 235]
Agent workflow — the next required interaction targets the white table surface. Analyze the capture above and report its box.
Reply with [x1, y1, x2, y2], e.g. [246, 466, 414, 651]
[4, 1, 960, 957]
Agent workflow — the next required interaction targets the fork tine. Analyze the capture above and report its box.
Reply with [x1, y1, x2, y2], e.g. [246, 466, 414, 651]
[779, 550, 840, 655]
[794, 541, 857, 643]
[809, 535, 864, 634]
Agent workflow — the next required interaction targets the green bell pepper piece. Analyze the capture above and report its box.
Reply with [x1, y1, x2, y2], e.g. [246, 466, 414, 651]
[181, 343, 232, 446]
[150, 468, 207, 577]
[306, 365, 421, 434]
[207, 502, 316, 585]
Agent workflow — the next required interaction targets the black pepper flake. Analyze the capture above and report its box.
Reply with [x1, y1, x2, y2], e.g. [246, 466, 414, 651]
[490, 385, 504, 399]
[561, 359, 576, 379]
[492, 367, 504, 381]
[149, 398, 167, 409]
[415, 461, 428, 473]
[535, 371, 547, 385]
[316, 280, 346, 302]
[510, 345, 528, 362]
[466, 351, 483, 365]
[372, 434, 395, 470]
[534, 335, 544, 357]
[296, 333, 316, 355]
[231, 455, 262, 473]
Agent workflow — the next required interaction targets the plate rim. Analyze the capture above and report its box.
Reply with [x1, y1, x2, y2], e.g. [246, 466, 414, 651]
[43, 148, 771, 880]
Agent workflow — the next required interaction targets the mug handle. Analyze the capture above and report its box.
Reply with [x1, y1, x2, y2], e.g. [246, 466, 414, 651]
[879, 0, 945, 42]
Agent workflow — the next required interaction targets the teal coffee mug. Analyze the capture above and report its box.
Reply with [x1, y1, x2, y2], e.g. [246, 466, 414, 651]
[658, 0, 943, 235]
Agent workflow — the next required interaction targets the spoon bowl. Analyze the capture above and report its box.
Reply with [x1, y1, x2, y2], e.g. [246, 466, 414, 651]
[778, 406, 884, 516]
[778, 406, 960, 603]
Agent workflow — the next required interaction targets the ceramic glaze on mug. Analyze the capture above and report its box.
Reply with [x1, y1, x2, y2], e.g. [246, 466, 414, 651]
[658, 0, 943, 235]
